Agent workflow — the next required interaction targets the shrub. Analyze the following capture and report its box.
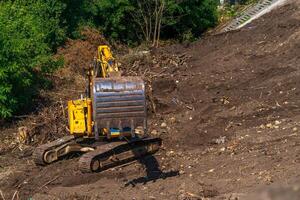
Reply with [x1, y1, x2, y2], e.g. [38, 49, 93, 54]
[80, 0, 219, 44]
[0, 1, 63, 118]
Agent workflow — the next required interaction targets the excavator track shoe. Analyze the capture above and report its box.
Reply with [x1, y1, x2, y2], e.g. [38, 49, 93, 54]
[79, 137, 162, 173]
[33, 135, 76, 165]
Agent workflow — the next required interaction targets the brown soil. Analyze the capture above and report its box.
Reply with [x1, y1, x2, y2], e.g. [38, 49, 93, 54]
[1, 1, 300, 199]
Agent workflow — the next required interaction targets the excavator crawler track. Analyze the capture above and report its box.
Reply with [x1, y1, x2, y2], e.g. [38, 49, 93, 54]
[33, 135, 76, 165]
[79, 137, 162, 173]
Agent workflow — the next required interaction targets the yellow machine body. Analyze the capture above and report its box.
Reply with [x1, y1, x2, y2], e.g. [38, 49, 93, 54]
[67, 98, 132, 138]
[68, 99, 93, 137]
[68, 45, 119, 137]
[67, 45, 146, 139]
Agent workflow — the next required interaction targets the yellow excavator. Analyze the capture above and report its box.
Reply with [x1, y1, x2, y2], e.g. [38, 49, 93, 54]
[33, 45, 162, 173]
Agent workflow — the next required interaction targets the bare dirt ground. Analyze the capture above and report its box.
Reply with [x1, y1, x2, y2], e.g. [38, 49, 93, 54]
[1, 1, 300, 199]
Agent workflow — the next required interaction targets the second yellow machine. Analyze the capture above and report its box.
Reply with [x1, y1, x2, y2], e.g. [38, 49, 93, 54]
[33, 45, 162, 173]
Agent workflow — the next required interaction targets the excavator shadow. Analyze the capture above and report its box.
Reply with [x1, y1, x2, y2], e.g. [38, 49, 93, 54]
[62, 152, 85, 161]
[125, 155, 179, 187]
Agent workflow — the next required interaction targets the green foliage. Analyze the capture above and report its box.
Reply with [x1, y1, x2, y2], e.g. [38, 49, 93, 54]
[162, 0, 219, 40]
[89, 0, 136, 42]
[239, 0, 260, 5]
[0, 0, 219, 118]
[0, 1, 63, 118]
[76, 0, 219, 43]
[218, 4, 239, 22]
[31, 0, 67, 49]
[218, 0, 260, 23]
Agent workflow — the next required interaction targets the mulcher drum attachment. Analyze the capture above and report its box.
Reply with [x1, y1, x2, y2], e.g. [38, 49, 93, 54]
[93, 76, 147, 138]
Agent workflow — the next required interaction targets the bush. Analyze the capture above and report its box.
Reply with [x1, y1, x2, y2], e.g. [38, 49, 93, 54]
[79, 0, 137, 43]
[163, 0, 219, 40]
[78, 0, 218, 44]
[0, 1, 63, 118]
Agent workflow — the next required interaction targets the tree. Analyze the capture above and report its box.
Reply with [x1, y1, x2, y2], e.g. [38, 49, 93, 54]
[131, 0, 167, 47]
[172, 0, 219, 38]
[0, 1, 62, 118]
[90, 0, 218, 45]
[87, 0, 137, 43]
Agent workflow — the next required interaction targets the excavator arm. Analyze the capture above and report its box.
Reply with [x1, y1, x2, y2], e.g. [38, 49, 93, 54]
[95, 45, 120, 78]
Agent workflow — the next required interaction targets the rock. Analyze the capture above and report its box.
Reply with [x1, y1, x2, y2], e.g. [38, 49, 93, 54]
[161, 122, 167, 128]
[229, 106, 236, 110]
[166, 150, 175, 156]
[186, 105, 194, 110]
[151, 129, 159, 135]
[208, 169, 215, 173]
[142, 186, 148, 190]
[276, 101, 281, 107]
[260, 124, 266, 129]
[275, 120, 281, 125]
[169, 117, 176, 124]
[266, 123, 273, 128]
[293, 127, 298, 132]
[135, 126, 145, 135]
[18, 126, 29, 144]
[221, 96, 230, 105]
[220, 147, 226, 152]
[213, 136, 226, 144]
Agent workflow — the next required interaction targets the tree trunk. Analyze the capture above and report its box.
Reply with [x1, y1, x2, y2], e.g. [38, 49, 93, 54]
[156, 1, 165, 47]
[152, 0, 159, 47]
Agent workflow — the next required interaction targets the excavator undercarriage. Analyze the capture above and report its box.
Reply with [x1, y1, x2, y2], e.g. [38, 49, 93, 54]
[33, 135, 162, 173]
[33, 45, 162, 173]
